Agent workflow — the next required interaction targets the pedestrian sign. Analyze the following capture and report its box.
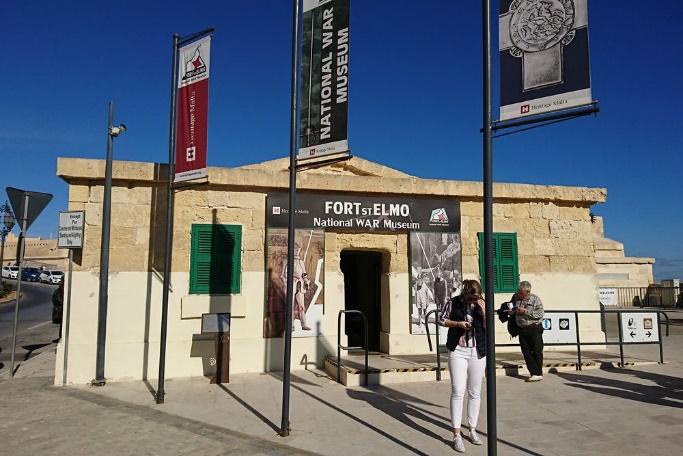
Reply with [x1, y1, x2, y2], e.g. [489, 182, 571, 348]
[621, 313, 659, 343]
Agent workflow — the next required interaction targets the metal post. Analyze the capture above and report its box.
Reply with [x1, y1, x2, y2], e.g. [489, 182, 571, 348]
[435, 311, 442, 381]
[281, 0, 300, 437]
[575, 311, 582, 371]
[0, 232, 6, 285]
[62, 249, 74, 385]
[156, 33, 180, 405]
[617, 312, 625, 367]
[9, 194, 29, 378]
[337, 312, 342, 384]
[482, 0, 497, 454]
[657, 312, 663, 364]
[93, 102, 115, 385]
[363, 312, 368, 387]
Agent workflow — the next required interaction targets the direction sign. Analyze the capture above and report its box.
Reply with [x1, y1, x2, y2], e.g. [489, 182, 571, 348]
[542, 312, 577, 344]
[621, 312, 659, 343]
[58, 211, 85, 249]
[6, 187, 53, 231]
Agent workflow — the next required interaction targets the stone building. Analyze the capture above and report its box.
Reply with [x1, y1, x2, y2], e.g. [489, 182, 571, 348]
[592, 216, 655, 288]
[55, 156, 608, 384]
[2, 233, 67, 270]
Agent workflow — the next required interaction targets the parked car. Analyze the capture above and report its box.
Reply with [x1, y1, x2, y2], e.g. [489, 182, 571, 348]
[40, 270, 64, 284]
[21, 267, 42, 282]
[2, 266, 20, 279]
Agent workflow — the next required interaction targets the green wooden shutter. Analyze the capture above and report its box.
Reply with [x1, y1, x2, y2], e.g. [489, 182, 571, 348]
[497, 233, 518, 293]
[478, 232, 518, 293]
[190, 224, 242, 294]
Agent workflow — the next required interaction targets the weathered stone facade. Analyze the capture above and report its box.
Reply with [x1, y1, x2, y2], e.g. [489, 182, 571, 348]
[55, 156, 608, 384]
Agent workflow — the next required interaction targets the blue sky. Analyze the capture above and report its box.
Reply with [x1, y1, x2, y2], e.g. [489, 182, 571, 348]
[1, 1, 681, 280]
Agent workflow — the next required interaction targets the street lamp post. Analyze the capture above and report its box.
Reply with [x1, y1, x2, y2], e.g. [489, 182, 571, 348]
[93, 101, 126, 386]
[0, 201, 16, 285]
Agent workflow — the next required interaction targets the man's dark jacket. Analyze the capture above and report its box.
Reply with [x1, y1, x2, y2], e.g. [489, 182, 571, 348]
[496, 302, 520, 337]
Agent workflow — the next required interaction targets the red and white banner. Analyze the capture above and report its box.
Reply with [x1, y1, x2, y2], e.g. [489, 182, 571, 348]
[175, 35, 211, 182]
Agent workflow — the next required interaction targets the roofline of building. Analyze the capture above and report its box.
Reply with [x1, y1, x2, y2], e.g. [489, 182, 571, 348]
[596, 256, 655, 265]
[56, 157, 607, 204]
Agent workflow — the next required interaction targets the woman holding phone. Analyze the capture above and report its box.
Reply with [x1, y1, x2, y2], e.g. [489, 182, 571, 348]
[443, 279, 487, 452]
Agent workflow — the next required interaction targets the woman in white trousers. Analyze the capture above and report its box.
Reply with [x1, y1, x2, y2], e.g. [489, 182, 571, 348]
[443, 279, 487, 453]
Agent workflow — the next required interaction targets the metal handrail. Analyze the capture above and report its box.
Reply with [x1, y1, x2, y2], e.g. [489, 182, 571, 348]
[423, 308, 443, 381]
[337, 310, 368, 386]
[426, 307, 668, 380]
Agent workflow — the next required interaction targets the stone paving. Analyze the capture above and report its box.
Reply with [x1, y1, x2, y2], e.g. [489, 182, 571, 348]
[0, 335, 682, 455]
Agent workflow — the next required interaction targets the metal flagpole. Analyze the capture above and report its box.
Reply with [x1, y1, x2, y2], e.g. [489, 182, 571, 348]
[281, 0, 300, 437]
[156, 33, 180, 405]
[62, 248, 74, 385]
[482, 0, 497, 454]
[9, 194, 29, 378]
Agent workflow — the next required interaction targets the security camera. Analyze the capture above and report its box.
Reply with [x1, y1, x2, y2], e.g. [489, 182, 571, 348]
[109, 124, 127, 137]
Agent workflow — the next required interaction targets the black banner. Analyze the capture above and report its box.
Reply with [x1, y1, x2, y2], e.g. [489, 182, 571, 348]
[499, 0, 592, 120]
[267, 192, 460, 233]
[298, 0, 350, 161]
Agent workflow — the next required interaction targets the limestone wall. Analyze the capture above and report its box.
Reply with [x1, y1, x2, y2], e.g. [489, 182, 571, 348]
[55, 157, 607, 383]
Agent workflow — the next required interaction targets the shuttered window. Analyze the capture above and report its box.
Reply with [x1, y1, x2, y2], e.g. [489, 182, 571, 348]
[477, 232, 519, 293]
[190, 224, 242, 295]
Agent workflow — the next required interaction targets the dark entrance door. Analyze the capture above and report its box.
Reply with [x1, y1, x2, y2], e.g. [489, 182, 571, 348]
[340, 251, 382, 352]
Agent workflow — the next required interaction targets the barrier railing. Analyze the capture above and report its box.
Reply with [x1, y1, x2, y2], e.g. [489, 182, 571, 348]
[425, 308, 669, 381]
[337, 310, 368, 386]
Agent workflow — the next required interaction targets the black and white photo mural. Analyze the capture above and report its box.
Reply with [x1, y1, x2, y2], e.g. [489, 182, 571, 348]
[410, 232, 462, 337]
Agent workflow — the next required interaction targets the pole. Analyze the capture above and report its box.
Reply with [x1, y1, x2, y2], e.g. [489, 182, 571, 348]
[281, 0, 300, 437]
[482, 0, 497, 454]
[93, 101, 115, 385]
[62, 249, 74, 385]
[0, 232, 6, 285]
[10, 193, 29, 378]
[156, 33, 180, 404]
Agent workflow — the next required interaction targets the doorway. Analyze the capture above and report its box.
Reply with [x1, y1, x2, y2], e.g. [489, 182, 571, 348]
[340, 251, 383, 352]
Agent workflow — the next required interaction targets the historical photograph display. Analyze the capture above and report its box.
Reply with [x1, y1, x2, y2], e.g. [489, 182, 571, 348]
[264, 228, 325, 338]
[410, 232, 462, 336]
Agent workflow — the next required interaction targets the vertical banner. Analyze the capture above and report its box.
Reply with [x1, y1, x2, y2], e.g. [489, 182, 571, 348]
[175, 35, 211, 182]
[298, 0, 350, 161]
[410, 232, 462, 338]
[265, 228, 325, 338]
[499, 0, 592, 120]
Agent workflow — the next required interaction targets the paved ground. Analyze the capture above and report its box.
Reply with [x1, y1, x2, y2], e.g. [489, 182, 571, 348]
[0, 311, 681, 455]
[0, 280, 59, 377]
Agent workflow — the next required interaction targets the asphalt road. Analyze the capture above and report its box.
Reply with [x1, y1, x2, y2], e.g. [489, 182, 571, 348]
[0, 280, 59, 376]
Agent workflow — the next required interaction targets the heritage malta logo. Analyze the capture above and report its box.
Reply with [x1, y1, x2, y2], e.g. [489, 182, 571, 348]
[183, 45, 207, 81]
[521, 104, 530, 114]
[430, 208, 449, 225]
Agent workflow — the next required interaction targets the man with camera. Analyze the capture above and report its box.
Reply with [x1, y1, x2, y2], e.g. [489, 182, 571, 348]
[508, 281, 545, 382]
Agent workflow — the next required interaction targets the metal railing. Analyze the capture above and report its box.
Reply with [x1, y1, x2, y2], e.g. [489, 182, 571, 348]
[426, 308, 670, 381]
[606, 286, 681, 309]
[337, 310, 368, 386]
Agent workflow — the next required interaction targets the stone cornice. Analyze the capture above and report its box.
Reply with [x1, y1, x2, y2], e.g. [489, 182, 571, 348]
[57, 157, 607, 204]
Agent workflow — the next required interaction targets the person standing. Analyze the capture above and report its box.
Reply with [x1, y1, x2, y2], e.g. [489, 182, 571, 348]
[415, 275, 433, 327]
[510, 281, 545, 382]
[443, 279, 487, 452]
[433, 268, 448, 313]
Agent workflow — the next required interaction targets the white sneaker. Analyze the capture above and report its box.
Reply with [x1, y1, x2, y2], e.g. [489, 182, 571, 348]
[526, 375, 543, 382]
[470, 429, 483, 445]
[453, 434, 466, 452]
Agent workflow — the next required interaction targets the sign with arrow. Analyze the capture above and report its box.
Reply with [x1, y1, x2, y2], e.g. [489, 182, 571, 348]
[621, 312, 659, 343]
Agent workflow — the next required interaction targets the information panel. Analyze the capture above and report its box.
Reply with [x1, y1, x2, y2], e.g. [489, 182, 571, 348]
[621, 313, 659, 343]
[542, 312, 577, 344]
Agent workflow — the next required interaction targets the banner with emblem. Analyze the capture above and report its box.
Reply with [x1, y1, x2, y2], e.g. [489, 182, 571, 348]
[175, 35, 211, 182]
[298, 0, 350, 162]
[499, 0, 592, 121]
